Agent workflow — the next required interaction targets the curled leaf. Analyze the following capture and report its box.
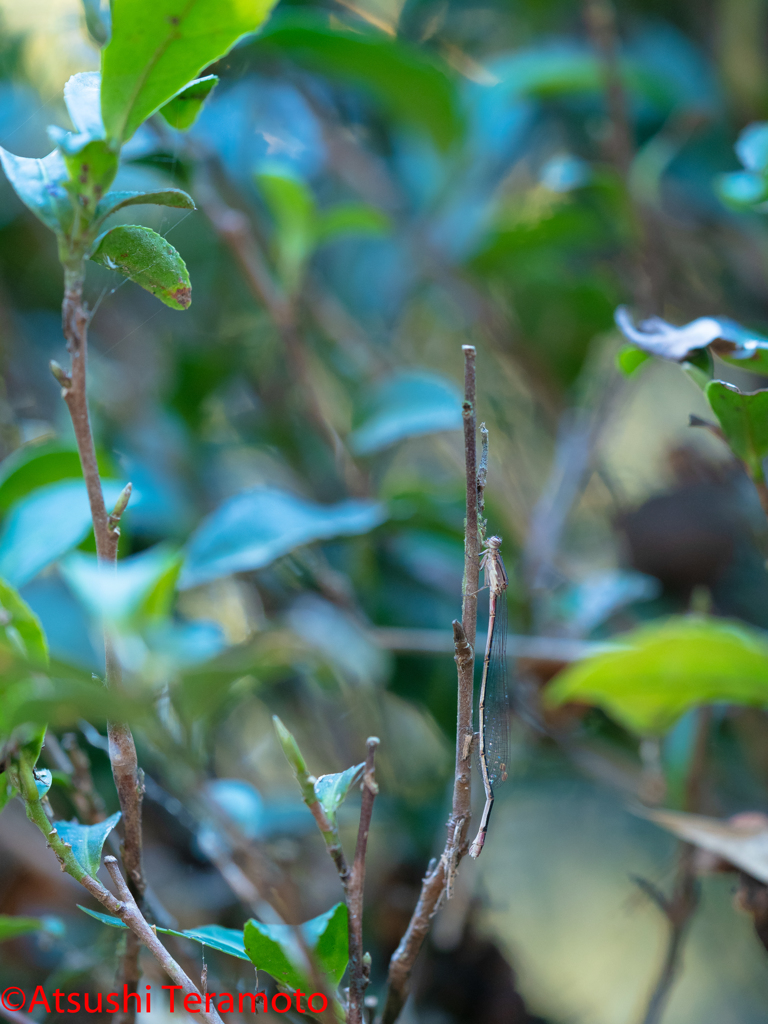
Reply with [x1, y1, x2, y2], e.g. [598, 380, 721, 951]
[159, 75, 219, 130]
[89, 225, 191, 309]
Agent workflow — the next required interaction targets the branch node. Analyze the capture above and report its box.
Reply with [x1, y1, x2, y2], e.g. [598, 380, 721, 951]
[49, 359, 72, 392]
[108, 482, 133, 533]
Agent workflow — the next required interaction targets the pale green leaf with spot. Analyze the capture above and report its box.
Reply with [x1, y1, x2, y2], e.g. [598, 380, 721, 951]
[314, 763, 364, 826]
[89, 225, 191, 309]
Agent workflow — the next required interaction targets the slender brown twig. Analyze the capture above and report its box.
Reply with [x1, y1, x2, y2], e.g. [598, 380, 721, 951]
[348, 738, 379, 1024]
[637, 707, 710, 1024]
[378, 345, 479, 1024]
[59, 270, 145, 1017]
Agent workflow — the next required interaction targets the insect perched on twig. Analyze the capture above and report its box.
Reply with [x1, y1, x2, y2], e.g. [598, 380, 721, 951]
[469, 534, 509, 859]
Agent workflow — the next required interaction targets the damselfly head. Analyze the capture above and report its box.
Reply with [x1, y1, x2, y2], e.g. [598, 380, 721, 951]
[487, 535, 502, 549]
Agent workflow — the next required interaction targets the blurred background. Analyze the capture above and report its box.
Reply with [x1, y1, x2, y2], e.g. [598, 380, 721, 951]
[3, 0, 768, 1021]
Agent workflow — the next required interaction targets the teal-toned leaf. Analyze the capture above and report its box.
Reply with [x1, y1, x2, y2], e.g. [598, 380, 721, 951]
[56, 811, 121, 877]
[615, 306, 768, 376]
[0, 577, 48, 666]
[206, 779, 265, 840]
[89, 225, 191, 309]
[60, 544, 180, 623]
[34, 768, 52, 799]
[64, 72, 105, 138]
[244, 903, 348, 991]
[159, 75, 219, 130]
[179, 487, 386, 589]
[175, 925, 248, 960]
[314, 763, 364, 826]
[545, 616, 768, 734]
[0, 915, 44, 941]
[82, 0, 111, 46]
[681, 347, 714, 391]
[94, 188, 195, 226]
[0, 480, 126, 588]
[253, 11, 462, 150]
[101, 0, 279, 144]
[350, 371, 462, 455]
[315, 202, 390, 244]
[705, 380, 768, 479]
[256, 166, 315, 293]
[736, 122, 768, 173]
[0, 147, 73, 234]
[0, 441, 116, 513]
[616, 344, 651, 377]
[77, 906, 248, 959]
[716, 171, 768, 209]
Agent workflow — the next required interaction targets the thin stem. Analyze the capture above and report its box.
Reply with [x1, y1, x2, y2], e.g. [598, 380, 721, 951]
[637, 707, 709, 1024]
[60, 267, 145, 1012]
[16, 755, 223, 1024]
[378, 345, 479, 1024]
[348, 738, 379, 1024]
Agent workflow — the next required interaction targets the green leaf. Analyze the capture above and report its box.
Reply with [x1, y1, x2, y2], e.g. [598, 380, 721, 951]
[55, 811, 121, 877]
[545, 616, 768, 734]
[82, 0, 111, 46]
[350, 371, 463, 455]
[616, 344, 651, 377]
[179, 487, 386, 589]
[0, 915, 45, 942]
[705, 380, 768, 480]
[315, 202, 390, 244]
[89, 225, 191, 309]
[0, 577, 48, 666]
[60, 545, 181, 623]
[77, 906, 249, 959]
[253, 11, 462, 150]
[101, 0, 279, 144]
[159, 75, 219, 130]
[0, 147, 73, 235]
[244, 903, 349, 992]
[314, 763, 365, 826]
[0, 479, 126, 588]
[716, 171, 768, 210]
[256, 167, 316, 294]
[94, 188, 195, 226]
[0, 441, 117, 513]
[736, 122, 768, 173]
[55, 138, 118, 218]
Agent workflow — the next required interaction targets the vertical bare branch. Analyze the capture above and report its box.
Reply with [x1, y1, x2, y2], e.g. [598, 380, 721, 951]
[378, 345, 479, 1024]
[348, 738, 380, 1024]
[59, 270, 145, 1020]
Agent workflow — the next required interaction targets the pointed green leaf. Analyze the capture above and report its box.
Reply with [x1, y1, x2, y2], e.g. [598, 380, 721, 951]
[244, 903, 348, 992]
[705, 380, 768, 480]
[89, 225, 191, 309]
[0, 440, 117, 513]
[0, 147, 73, 234]
[60, 545, 180, 623]
[55, 811, 121, 877]
[78, 905, 127, 928]
[159, 75, 219, 130]
[101, 0, 279, 143]
[0, 915, 45, 942]
[94, 188, 195, 225]
[616, 344, 651, 377]
[256, 167, 316, 294]
[350, 371, 462, 455]
[545, 616, 768, 734]
[55, 138, 118, 218]
[314, 763, 364, 826]
[306, 902, 349, 985]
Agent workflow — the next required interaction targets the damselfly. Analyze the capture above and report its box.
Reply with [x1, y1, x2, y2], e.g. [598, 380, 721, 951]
[469, 535, 509, 859]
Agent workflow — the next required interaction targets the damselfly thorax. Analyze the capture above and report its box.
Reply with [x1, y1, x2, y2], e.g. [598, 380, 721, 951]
[480, 535, 508, 596]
